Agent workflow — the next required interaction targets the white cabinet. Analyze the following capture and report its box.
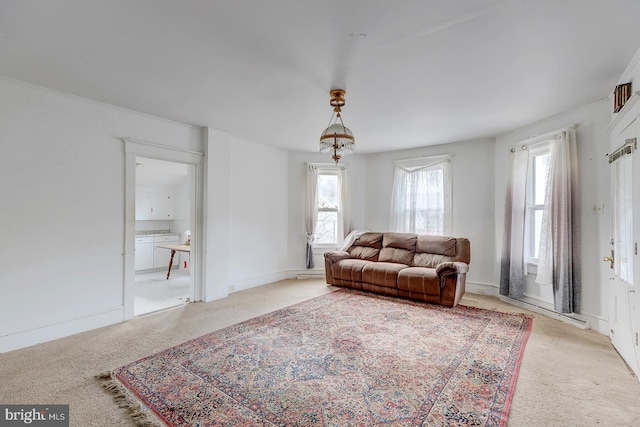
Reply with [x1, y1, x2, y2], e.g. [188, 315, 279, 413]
[135, 192, 153, 220]
[153, 235, 179, 268]
[135, 187, 176, 220]
[135, 234, 180, 271]
[134, 237, 154, 270]
[151, 193, 175, 220]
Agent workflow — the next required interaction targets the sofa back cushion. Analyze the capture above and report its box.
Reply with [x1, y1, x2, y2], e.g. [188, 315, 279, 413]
[348, 232, 383, 261]
[412, 236, 471, 267]
[379, 232, 417, 265]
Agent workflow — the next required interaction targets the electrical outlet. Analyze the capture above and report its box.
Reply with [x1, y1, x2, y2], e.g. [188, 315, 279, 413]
[592, 202, 604, 214]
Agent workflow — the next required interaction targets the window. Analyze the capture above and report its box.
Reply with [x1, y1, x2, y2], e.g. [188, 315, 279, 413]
[315, 172, 340, 245]
[526, 146, 549, 265]
[501, 127, 579, 312]
[390, 156, 451, 235]
[305, 164, 348, 258]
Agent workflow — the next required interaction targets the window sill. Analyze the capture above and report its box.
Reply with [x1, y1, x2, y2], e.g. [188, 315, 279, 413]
[527, 262, 538, 275]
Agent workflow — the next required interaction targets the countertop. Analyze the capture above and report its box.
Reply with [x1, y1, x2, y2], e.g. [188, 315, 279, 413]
[135, 229, 180, 237]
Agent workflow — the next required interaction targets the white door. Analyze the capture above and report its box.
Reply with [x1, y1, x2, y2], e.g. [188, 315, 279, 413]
[632, 135, 640, 373]
[633, 268, 640, 373]
[609, 137, 639, 376]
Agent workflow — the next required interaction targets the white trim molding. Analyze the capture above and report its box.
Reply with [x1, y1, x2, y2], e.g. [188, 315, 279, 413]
[0, 308, 123, 353]
[498, 295, 590, 330]
[123, 137, 204, 160]
[228, 271, 293, 294]
[466, 281, 608, 335]
[465, 281, 499, 296]
[122, 137, 205, 319]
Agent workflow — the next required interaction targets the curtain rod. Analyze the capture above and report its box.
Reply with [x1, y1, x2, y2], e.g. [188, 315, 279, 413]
[305, 162, 347, 168]
[394, 153, 453, 164]
[508, 124, 576, 152]
[517, 124, 576, 144]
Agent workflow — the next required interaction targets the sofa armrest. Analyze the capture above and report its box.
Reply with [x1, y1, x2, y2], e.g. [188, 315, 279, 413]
[324, 250, 353, 263]
[324, 250, 353, 286]
[436, 261, 469, 276]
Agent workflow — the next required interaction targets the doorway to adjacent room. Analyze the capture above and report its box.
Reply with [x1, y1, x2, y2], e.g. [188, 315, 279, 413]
[134, 156, 192, 315]
[123, 137, 204, 321]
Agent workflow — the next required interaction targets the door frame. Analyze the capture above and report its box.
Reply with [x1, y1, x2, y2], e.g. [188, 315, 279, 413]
[123, 138, 204, 320]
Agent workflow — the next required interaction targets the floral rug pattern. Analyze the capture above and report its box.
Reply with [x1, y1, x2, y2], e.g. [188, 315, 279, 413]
[111, 289, 532, 426]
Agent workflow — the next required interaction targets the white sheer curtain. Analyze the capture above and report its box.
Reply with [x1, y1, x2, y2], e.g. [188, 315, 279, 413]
[389, 157, 451, 235]
[499, 148, 530, 299]
[305, 164, 318, 268]
[535, 129, 580, 313]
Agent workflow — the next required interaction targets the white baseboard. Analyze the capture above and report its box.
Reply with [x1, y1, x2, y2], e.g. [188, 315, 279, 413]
[498, 295, 590, 330]
[226, 269, 327, 294]
[228, 271, 293, 293]
[295, 269, 325, 279]
[466, 281, 608, 334]
[466, 281, 499, 296]
[0, 307, 123, 353]
[575, 310, 608, 336]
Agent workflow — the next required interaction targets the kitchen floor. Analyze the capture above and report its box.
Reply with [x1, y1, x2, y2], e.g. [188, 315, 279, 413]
[134, 269, 190, 316]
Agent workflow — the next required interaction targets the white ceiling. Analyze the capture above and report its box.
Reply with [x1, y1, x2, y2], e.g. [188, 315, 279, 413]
[2, 0, 640, 154]
[136, 156, 187, 188]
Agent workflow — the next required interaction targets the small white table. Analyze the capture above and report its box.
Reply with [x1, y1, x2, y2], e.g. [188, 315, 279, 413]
[157, 244, 191, 279]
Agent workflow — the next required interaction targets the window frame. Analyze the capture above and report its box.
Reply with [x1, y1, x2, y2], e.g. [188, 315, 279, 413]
[525, 143, 550, 267]
[313, 167, 342, 248]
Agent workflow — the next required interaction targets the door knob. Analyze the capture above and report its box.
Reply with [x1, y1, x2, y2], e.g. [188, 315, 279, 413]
[604, 252, 614, 269]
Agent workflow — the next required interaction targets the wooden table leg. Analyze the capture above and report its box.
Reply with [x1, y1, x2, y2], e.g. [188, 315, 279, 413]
[167, 249, 176, 279]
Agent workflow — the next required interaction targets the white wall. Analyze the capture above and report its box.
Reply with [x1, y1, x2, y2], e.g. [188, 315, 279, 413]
[0, 81, 297, 351]
[360, 101, 611, 333]
[202, 127, 231, 301]
[0, 77, 201, 352]
[494, 100, 611, 332]
[0, 72, 619, 352]
[228, 137, 290, 291]
[363, 139, 496, 288]
[202, 128, 293, 299]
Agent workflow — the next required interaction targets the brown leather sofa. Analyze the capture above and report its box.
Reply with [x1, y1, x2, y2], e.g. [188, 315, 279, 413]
[324, 232, 470, 307]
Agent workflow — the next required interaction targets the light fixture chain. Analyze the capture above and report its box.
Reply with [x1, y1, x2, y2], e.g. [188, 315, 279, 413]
[319, 88, 354, 164]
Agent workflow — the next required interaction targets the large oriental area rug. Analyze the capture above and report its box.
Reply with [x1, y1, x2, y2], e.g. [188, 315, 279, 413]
[101, 289, 532, 426]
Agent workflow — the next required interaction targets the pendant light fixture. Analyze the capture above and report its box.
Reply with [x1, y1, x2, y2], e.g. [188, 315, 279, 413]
[319, 89, 355, 163]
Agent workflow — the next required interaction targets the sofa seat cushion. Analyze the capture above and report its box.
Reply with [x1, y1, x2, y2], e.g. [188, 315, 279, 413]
[362, 262, 409, 288]
[331, 259, 372, 282]
[397, 267, 440, 297]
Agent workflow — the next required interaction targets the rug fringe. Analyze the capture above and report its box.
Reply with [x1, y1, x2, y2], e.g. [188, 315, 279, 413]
[95, 371, 166, 427]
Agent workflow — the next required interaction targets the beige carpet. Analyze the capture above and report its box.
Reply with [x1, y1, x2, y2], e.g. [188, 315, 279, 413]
[1, 279, 639, 426]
